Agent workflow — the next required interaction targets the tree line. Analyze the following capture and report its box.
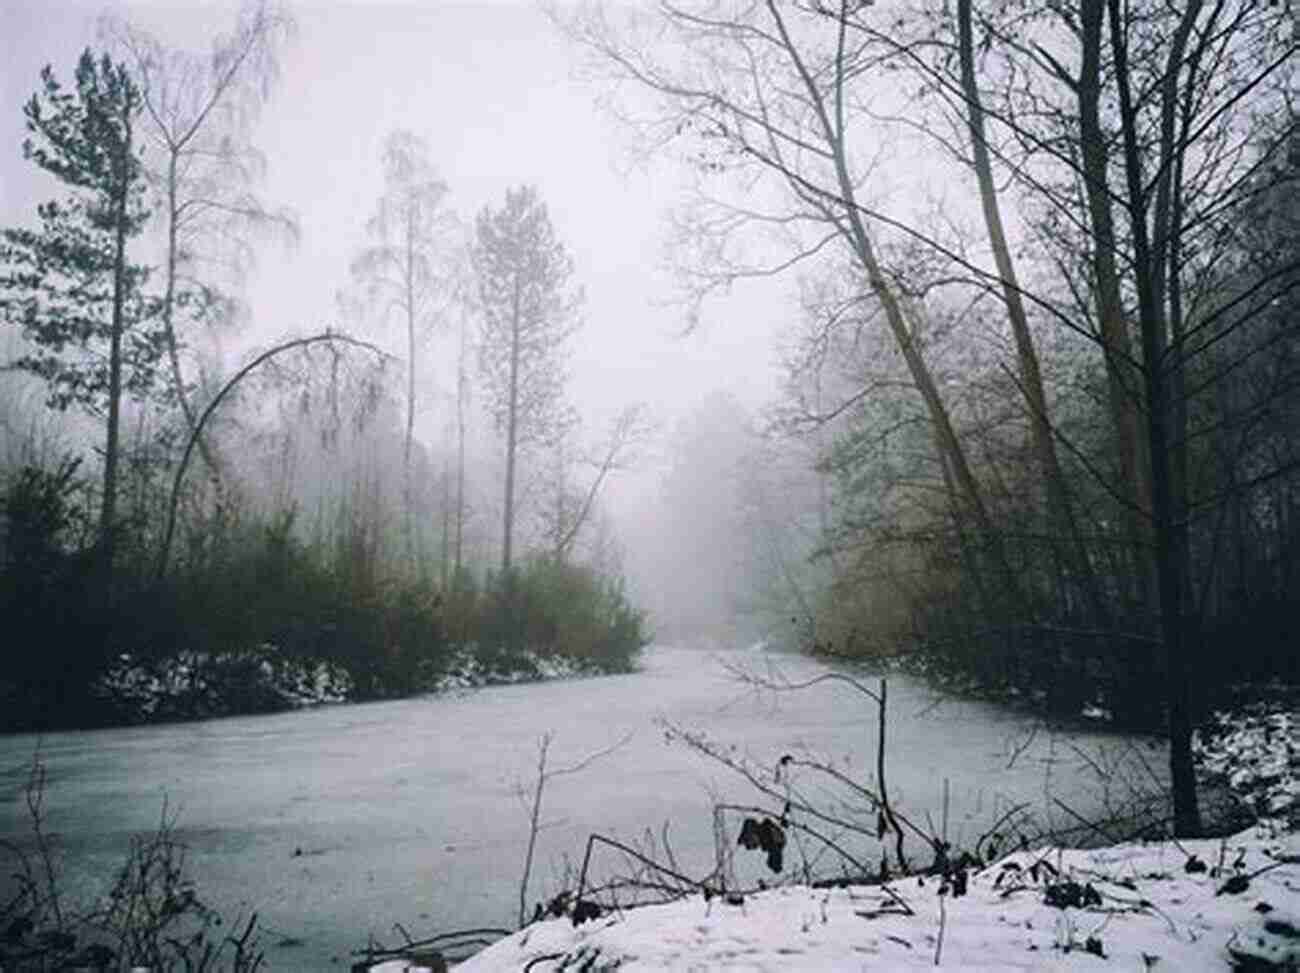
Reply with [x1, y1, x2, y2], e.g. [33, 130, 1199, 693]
[0, 1, 647, 732]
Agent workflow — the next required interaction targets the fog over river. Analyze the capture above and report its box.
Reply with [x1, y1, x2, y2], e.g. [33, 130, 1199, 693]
[0, 645, 1163, 970]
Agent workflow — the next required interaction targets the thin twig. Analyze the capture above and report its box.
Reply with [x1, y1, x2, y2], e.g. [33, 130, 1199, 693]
[518, 731, 633, 927]
[1052, 797, 1121, 846]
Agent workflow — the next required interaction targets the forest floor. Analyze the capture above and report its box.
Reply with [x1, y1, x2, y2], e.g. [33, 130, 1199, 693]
[371, 703, 1299, 971]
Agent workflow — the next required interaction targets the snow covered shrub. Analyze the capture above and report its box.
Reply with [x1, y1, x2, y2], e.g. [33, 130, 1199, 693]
[1195, 703, 1300, 823]
[93, 646, 352, 723]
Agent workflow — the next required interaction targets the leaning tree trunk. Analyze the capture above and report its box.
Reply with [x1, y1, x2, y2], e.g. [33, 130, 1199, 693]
[766, 0, 1029, 617]
[958, 0, 1109, 626]
[1079, 0, 1153, 623]
[156, 332, 386, 582]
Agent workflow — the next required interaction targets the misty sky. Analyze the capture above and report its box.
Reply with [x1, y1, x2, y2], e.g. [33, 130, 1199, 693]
[0, 0, 795, 509]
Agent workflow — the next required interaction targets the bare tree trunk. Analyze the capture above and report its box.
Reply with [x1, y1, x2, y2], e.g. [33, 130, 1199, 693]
[455, 319, 467, 579]
[112, 3, 295, 486]
[931, 422, 995, 624]
[161, 153, 222, 481]
[1107, 0, 1201, 836]
[957, 0, 1108, 626]
[1079, 0, 1152, 621]
[767, 0, 1026, 616]
[440, 456, 451, 588]
[156, 332, 387, 581]
[862, 198, 1022, 614]
[1150, 0, 1202, 838]
[404, 211, 418, 574]
[549, 439, 570, 562]
[502, 275, 522, 576]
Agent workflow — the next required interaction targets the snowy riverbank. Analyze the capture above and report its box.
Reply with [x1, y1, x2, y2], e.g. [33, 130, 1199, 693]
[446, 821, 1299, 971]
[89, 644, 610, 726]
[371, 700, 1299, 971]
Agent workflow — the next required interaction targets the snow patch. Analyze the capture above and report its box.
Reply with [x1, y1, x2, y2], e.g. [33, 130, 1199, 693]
[1196, 704, 1300, 820]
[93, 647, 352, 721]
[431, 647, 602, 692]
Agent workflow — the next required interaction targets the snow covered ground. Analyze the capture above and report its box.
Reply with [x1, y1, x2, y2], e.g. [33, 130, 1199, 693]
[429, 821, 1299, 971]
[370, 701, 1300, 972]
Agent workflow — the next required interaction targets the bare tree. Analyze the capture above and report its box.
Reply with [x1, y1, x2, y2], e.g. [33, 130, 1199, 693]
[952, 0, 1108, 625]
[102, 0, 297, 474]
[542, 404, 651, 563]
[350, 130, 457, 571]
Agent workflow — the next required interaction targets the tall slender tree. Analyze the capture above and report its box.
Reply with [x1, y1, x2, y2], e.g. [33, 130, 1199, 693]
[350, 130, 456, 571]
[472, 185, 581, 576]
[102, 0, 297, 476]
[954, 0, 1108, 626]
[0, 49, 163, 566]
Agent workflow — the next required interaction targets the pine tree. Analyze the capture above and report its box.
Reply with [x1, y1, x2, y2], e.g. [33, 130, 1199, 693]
[0, 49, 164, 564]
[472, 185, 580, 576]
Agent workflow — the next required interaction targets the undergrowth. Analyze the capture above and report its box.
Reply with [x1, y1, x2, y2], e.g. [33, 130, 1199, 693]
[0, 754, 263, 972]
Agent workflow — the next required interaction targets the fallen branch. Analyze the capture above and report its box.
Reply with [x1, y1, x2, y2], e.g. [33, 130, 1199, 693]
[574, 832, 709, 921]
[350, 926, 509, 962]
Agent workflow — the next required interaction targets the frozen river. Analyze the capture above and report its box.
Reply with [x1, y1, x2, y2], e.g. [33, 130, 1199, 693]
[0, 644, 1163, 969]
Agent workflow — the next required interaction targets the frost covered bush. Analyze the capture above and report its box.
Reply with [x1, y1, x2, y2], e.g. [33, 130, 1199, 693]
[433, 644, 598, 691]
[94, 647, 352, 723]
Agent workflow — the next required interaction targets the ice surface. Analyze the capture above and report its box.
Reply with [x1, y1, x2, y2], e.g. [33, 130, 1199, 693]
[0, 646, 1191, 970]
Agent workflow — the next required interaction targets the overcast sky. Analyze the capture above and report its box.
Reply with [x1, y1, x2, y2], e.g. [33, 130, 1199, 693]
[0, 0, 793, 457]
